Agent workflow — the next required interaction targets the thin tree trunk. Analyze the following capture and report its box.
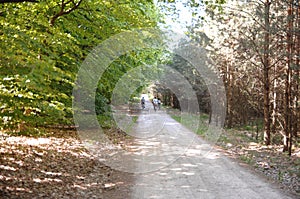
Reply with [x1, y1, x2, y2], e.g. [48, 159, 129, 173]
[271, 64, 277, 136]
[263, 0, 271, 145]
[226, 62, 233, 128]
[283, 0, 293, 155]
[295, 4, 300, 138]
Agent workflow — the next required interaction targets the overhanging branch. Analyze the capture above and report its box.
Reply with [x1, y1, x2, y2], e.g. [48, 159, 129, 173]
[49, 0, 83, 26]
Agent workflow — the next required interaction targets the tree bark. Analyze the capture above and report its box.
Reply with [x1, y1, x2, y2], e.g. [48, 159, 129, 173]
[295, 3, 300, 139]
[283, 0, 294, 155]
[226, 60, 233, 128]
[271, 64, 277, 136]
[263, 0, 271, 145]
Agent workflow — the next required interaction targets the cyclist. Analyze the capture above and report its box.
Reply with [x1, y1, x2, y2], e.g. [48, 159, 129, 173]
[152, 97, 158, 111]
[141, 97, 145, 109]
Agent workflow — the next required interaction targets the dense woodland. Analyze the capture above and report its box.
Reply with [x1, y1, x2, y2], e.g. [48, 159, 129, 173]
[1, 0, 300, 157]
[201, 0, 300, 155]
[0, 0, 161, 128]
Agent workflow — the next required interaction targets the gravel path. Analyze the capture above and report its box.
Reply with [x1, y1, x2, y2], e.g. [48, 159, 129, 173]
[2, 102, 296, 198]
[112, 104, 298, 199]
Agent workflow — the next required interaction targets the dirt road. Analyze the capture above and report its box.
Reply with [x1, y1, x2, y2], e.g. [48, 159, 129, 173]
[112, 103, 296, 199]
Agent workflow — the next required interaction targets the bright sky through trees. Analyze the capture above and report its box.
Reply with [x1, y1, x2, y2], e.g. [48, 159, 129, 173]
[154, 0, 204, 34]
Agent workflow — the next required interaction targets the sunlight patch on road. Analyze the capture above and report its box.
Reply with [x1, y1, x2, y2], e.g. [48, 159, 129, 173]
[181, 163, 197, 167]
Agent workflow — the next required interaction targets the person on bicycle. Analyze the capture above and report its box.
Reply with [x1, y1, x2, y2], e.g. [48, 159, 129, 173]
[152, 97, 158, 111]
[141, 97, 145, 109]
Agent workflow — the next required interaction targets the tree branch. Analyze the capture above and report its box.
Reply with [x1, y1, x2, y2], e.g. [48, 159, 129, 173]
[49, 0, 83, 26]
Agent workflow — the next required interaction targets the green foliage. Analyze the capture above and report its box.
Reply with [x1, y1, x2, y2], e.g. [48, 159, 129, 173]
[97, 48, 166, 108]
[95, 92, 110, 115]
[240, 154, 253, 164]
[171, 112, 209, 136]
[172, 115, 181, 123]
[97, 113, 115, 129]
[0, 0, 160, 132]
[130, 96, 142, 103]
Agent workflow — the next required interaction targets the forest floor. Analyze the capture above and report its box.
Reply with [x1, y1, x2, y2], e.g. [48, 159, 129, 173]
[215, 129, 300, 196]
[0, 128, 134, 199]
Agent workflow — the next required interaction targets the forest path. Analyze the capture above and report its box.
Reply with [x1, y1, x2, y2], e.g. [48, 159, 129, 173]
[118, 102, 296, 199]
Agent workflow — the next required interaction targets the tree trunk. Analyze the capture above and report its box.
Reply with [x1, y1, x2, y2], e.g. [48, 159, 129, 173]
[295, 4, 300, 138]
[271, 64, 277, 136]
[283, 0, 293, 155]
[226, 62, 233, 128]
[263, 0, 271, 145]
[171, 93, 180, 109]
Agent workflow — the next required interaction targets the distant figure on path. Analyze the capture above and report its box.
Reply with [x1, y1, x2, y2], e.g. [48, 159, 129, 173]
[152, 97, 158, 111]
[157, 98, 161, 110]
[141, 97, 145, 109]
